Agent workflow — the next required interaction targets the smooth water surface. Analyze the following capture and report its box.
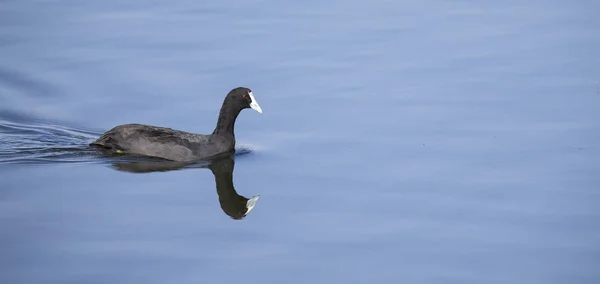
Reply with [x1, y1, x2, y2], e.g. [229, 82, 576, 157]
[1, 1, 599, 283]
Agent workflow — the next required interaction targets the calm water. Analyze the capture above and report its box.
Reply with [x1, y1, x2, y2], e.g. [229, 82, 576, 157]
[1, 1, 599, 283]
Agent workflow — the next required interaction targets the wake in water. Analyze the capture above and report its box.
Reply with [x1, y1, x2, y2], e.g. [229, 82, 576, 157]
[0, 111, 254, 168]
[0, 111, 102, 164]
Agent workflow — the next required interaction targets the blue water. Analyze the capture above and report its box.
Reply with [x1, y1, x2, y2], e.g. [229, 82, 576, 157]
[1, 1, 599, 283]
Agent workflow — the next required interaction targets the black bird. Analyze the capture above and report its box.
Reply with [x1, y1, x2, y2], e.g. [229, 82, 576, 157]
[89, 87, 262, 162]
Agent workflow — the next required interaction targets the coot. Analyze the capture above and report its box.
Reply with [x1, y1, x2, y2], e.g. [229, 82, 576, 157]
[89, 87, 262, 161]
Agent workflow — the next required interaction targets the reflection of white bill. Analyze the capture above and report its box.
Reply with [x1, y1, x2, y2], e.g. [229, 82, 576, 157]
[246, 195, 260, 215]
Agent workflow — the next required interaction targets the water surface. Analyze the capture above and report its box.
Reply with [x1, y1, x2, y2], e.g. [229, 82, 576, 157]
[1, 1, 599, 283]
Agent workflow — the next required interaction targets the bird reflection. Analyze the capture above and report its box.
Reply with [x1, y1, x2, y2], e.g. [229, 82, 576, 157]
[109, 153, 259, 220]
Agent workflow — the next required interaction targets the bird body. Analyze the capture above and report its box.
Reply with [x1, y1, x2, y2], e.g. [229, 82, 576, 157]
[89, 87, 262, 162]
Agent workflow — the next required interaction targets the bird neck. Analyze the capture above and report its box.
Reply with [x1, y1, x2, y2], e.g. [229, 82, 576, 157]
[213, 103, 241, 136]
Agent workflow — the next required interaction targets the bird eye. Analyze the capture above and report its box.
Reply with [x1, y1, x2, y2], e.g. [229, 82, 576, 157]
[243, 89, 251, 99]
